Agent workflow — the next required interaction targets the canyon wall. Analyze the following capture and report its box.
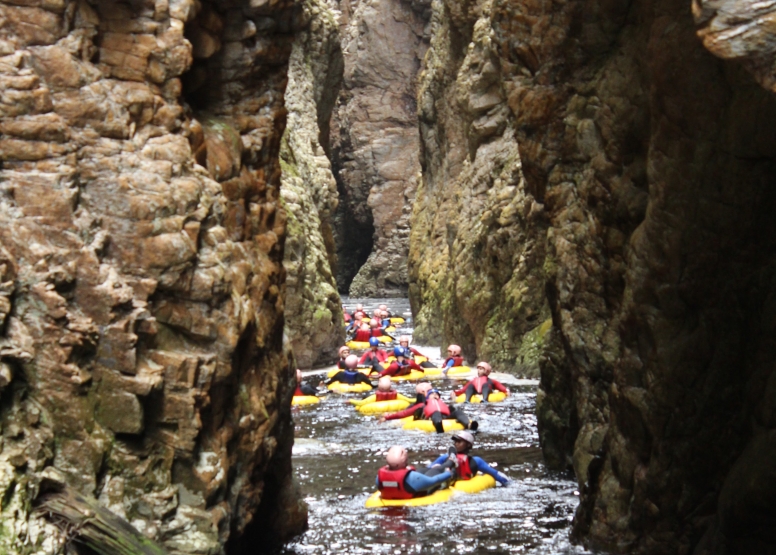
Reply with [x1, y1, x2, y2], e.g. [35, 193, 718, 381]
[0, 0, 306, 552]
[280, 0, 345, 368]
[411, 0, 776, 553]
[329, 0, 429, 296]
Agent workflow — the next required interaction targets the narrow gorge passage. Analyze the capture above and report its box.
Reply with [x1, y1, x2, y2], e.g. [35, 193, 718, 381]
[283, 299, 588, 555]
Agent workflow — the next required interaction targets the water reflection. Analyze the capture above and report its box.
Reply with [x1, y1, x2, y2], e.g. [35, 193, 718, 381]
[282, 299, 591, 555]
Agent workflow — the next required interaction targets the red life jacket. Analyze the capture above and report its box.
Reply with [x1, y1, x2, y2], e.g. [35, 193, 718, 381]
[376, 390, 398, 401]
[424, 397, 450, 418]
[472, 375, 489, 394]
[456, 454, 473, 480]
[377, 466, 416, 499]
[294, 385, 303, 396]
[443, 356, 464, 367]
[354, 329, 372, 341]
[371, 328, 383, 338]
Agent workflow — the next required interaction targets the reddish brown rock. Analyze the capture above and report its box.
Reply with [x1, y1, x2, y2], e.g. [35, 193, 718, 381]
[0, 0, 306, 551]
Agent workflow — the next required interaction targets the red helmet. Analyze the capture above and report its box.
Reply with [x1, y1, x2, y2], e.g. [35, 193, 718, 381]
[338, 346, 350, 357]
[447, 344, 462, 356]
[345, 355, 359, 369]
[476, 361, 492, 375]
[386, 446, 408, 469]
[415, 382, 432, 395]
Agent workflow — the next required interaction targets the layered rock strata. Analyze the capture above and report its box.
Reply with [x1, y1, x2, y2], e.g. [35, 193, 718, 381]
[0, 0, 306, 552]
[280, 0, 345, 368]
[330, 0, 430, 296]
[410, 0, 776, 553]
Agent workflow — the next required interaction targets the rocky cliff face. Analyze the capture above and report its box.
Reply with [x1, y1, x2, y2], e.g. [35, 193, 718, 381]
[411, 0, 776, 553]
[280, 0, 345, 368]
[0, 0, 306, 552]
[330, 0, 429, 296]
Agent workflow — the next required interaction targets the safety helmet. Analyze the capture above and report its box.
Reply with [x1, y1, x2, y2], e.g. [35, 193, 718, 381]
[476, 361, 492, 375]
[386, 446, 407, 469]
[426, 388, 441, 399]
[345, 354, 359, 369]
[399, 335, 411, 345]
[447, 344, 462, 356]
[415, 382, 432, 395]
[393, 346, 406, 357]
[369, 337, 380, 347]
[369, 318, 379, 327]
[377, 376, 392, 391]
[338, 346, 350, 357]
[379, 304, 388, 311]
[451, 430, 475, 446]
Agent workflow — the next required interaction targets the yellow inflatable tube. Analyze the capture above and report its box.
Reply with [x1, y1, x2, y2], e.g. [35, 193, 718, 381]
[400, 416, 464, 432]
[365, 474, 496, 507]
[454, 391, 507, 404]
[377, 335, 393, 344]
[346, 341, 371, 350]
[389, 317, 406, 324]
[357, 399, 411, 415]
[385, 326, 397, 333]
[390, 369, 426, 382]
[328, 382, 372, 393]
[350, 393, 414, 407]
[291, 395, 320, 406]
[423, 366, 471, 378]
[386, 355, 428, 365]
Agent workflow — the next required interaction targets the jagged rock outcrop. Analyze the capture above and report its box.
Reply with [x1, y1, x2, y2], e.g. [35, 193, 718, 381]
[411, 0, 776, 553]
[408, 0, 550, 377]
[330, 0, 430, 296]
[280, 0, 345, 368]
[0, 0, 306, 552]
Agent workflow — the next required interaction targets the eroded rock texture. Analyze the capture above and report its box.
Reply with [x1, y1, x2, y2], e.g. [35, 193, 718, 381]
[330, 0, 430, 296]
[280, 0, 345, 368]
[408, 0, 550, 377]
[411, 0, 776, 553]
[0, 0, 306, 552]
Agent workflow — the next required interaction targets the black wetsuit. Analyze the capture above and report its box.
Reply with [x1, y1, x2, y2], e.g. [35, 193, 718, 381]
[324, 371, 373, 387]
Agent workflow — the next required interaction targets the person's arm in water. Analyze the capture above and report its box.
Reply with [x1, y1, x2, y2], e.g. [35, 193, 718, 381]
[380, 402, 423, 421]
[471, 456, 509, 485]
[453, 379, 474, 396]
[404, 469, 453, 493]
[489, 378, 509, 394]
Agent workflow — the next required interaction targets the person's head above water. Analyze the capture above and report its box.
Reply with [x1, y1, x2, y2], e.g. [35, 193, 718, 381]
[415, 382, 432, 396]
[355, 304, 363, 312]
[369, 318, 379, 328]
[447, 344, 462, 356]
[377, 376, 392, 391]
[379, 304, 388, 312]
[426, 388, 441, 400]
[451, 430, 475, 453]
[338, 346, 350, 358]
[296, 369, 303, 383]
[369, 337, 380, 348]
[345, 354, 359, 370]
[476, 361, 492, 376]
[385, 446, 408, 469]
[399, 335, 411, 347]
[393, 346, 406, 358]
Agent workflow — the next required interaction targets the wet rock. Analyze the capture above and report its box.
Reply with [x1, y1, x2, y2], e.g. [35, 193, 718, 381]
[412, 0, 776, 553]
[330, 0, 430, 296]
[281, 0, 346, 368]
[0, 0, 306, 552]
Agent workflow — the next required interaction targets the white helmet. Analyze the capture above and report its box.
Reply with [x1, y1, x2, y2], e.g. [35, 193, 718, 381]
[452, 430, 474, 447]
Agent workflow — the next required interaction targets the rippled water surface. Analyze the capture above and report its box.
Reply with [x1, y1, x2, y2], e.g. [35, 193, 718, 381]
[282, 299, 590, 555]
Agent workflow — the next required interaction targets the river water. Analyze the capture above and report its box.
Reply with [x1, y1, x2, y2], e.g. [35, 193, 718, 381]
[281, 298, 591, 555]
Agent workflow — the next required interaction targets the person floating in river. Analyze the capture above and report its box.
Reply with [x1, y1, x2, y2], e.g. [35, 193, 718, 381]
[359, 337, 389, 373]
[322, 355, 373, 388]
[452, 361, 509, 402]
[343, 305, 352, 323]
[376, 446, 457, 500]
[350, 323, 373, 342]
[398, 335, 435, 368]
[294, 369, 318, 397]
[428, 431, 509, 486]
[369, 318, 394, 340]
[351, 377, 414, 407]
[440, 344, 465, 376]
[336, 345, 351, 369]
[378, 304, 393, 319]
[378, 347, 423, 378]
[379, 388, 478, 433]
